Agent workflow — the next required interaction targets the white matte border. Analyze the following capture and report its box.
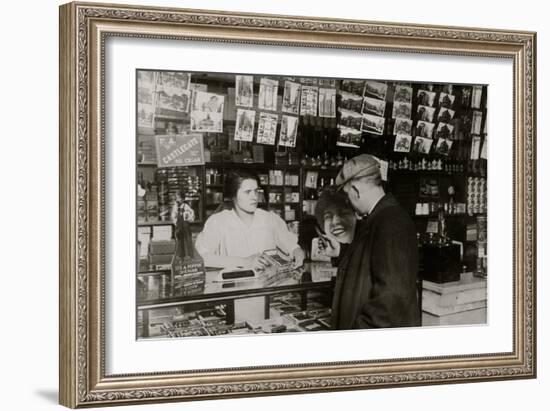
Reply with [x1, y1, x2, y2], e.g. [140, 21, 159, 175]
[105, 37, 513, 375]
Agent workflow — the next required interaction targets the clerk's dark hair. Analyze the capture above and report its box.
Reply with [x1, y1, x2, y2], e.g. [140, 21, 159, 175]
[213, 169, 260, 213]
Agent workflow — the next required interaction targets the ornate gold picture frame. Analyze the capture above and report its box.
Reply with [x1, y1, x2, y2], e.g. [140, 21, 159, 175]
[59, 1, 536, 408]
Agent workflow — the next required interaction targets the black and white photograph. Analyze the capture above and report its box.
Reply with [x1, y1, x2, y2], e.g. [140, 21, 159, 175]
[472, 85, 483, 109]
[235, 75, 254, 107]
[435, 122, 454, 139]
[412, 135, 434, 154]
[394, 133, 412, 152]
[480, 136, 488, 159]
[470, 135, 481, 159]
[437, 107, 455, 123]
[338, 108, 363, 130]
[361, 113, 385, 135]
[52, 3, 543, 409]
[364, 80, 388, 100]
[471, 110, 483, 134]
[417, 89, 436, 107]
[417, 105, 436, 122]
[135, 69, 490, 344]
[279, 115, 299, 147]
[362, 96, 386, 116]
[337, 125, 362, 148]
[158, 71, 191, 94]
[393, 84, 413, 103]
[256, 112, 279, 144]
[318, 88, 337, 118]
[137, 71, 156, 129]
[282, 80, 301, 114]
[393, 117, 413, 135]
[190, 111, 223, 132]
[392, 101, 412, 119]
[234, 108, 256, 142]
[300, 85, 319, 116]
[155, 72, 192, 116]
[191, 90, 225, 113]
[435, 137, 453, 156]
[415, 120, 435, 138]
[340, 79, 365, 95]
[439, 92, 456, 109]
[339, 91, 363, 112]
[258, 77, 279, 111]
[157, 90, 191, 115]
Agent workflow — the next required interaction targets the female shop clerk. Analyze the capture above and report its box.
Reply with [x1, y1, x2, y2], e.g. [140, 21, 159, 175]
[195, 170, 305, 271]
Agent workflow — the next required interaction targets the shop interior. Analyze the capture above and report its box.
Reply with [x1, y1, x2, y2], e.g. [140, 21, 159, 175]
[136, 70, 488, 339]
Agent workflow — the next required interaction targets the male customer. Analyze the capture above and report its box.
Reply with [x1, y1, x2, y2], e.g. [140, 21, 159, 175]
[332, 154, 420, 329]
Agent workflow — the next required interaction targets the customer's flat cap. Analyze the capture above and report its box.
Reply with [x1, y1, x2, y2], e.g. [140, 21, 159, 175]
[335, 154, 381, 188]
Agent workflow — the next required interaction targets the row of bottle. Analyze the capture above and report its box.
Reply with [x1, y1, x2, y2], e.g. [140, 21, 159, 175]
[301, 152, 347, 168]
[389, 158, 462, 172]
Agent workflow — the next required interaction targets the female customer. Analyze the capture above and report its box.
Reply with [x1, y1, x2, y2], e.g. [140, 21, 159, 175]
[195, 169, 305, 270]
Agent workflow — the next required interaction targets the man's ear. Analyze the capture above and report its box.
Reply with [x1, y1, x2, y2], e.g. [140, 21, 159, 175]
[351, 183, 361, 199]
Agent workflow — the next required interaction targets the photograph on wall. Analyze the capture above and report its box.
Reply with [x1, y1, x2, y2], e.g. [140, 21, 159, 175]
[282, 80, 301, 115]
[158, 71, 191, 92]
[437, 107, 455, 123]
[362, 96, 386, 117]
[279, 115, 299, 147]
[480, 137, 488, 159]
[393, 118, 413, 135]
[394, 134, 412, 153]
[471, 110, 483, 134]
[256, 112, 279, 145]
[439, 92, 456, 109]
[235, 75, 254, 107]
[472, 85, 483, 109]
[339, 91, 363, 112]
[470, 135, 481, 159]
[135, 69, 489, 342]
[417, 105, 436, 122]
[417, 89, 436, 107]
[155, 71, 192, 117]
[414, 120, 435, 138]
[190, 111, 223, 132]
[412, 136, 434, 154]
[364, 80, 388, 100]
[234, 109, 256, 142]
[360, 113, 385, 135]
[137, 71, 156, 129]
[392, 102, 412, 119]
[318, 88, 336, 118]
[435, 122, 454, 139]
[340, 79, 365, 95]
[191, 90, 225, 113]
[258, 77, 279, 111]
[435, 138, 453, 156]
[300, 85, 319, 116]
[393, 84, 413, 103]
[338, 108, 363, 130]
[337, 125, 362, 148]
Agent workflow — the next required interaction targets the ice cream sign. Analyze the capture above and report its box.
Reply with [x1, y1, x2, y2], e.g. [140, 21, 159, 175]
[155, 133, 205, 167]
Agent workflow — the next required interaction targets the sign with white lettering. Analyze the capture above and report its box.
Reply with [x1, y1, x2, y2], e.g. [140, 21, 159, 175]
[155, 134, 205, 167]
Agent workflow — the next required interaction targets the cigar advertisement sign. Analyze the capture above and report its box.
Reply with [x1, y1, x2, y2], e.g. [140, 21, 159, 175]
[155, 133, 205, 167]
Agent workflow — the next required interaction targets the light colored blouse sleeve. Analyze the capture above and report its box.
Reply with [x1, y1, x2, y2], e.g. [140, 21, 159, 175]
[194, 213, 223, 257]
[270, 212, 299, 256]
